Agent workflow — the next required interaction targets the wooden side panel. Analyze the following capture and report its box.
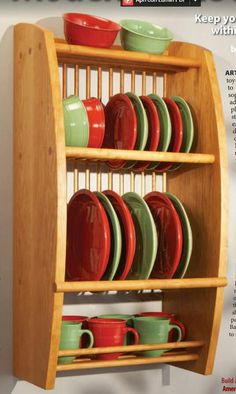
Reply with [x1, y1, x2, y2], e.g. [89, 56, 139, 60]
[163, 42, 228, 374]
[13, 24, 66, 389]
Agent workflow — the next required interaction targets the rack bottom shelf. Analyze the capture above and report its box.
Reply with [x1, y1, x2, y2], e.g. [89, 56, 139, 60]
[56, 351, 199, 372]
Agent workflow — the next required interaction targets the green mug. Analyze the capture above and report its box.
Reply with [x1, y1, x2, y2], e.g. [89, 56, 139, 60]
[96, 314, 134, 345]
[58, 321, 94, 364]
[133, 316, 182, 357]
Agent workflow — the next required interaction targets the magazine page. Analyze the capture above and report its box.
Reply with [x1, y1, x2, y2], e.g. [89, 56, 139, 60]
[0, 0, 235, 393]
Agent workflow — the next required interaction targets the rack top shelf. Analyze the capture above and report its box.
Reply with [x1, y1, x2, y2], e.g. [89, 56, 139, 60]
[55, 39, 201, 72]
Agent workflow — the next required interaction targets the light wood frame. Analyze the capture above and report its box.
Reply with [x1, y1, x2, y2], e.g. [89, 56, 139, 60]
[13, 23, 228, 389]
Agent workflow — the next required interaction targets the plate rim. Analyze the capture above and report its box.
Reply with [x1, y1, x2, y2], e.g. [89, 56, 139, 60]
[103, 189, 136, 280]
[95, 191, 122, 280]
[144, 191, 183, 279]
[122, 191, 158, 280]
[165, 192, 193, 278]
[66, 189, 111, 281]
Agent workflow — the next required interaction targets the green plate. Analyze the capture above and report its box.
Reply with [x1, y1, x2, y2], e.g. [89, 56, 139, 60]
[122, 192, 158, 280]
[124, 92, 148, 170]
[165, 192, 193, 278]
[169, 96, 194, 171]
[147, 94, 171, 171]
[63, 95, 89, 147]
[95, 192, 122, 280]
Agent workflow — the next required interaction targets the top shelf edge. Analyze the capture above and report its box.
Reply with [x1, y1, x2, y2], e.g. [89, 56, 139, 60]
[55, 40, 201, 71]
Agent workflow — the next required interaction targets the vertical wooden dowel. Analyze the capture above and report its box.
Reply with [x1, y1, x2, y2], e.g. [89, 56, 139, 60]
[153, 72, 157, 94]
[62, 64, 67, 98]
[130, 171, 135, 192]
[162, 73, 168, 192]
[163, 73, 167, 97]
[108, 170, 113, 190]
[142, 71, 146, 96]
[141, 171, 145, 197]
[97, 67, 102, 100]
[152, 172, 156, 192]
[63, 64, 68, 199]
[108, 68, 113, 98]
[162, 172, 167, 192]
[109, 68, 113, 98]
[120, 69, 124, 94]
[74, 65, 79, 96]
[86, 65, 91, 99]
[73, 65, 79, 193]
[97, 163, 101, 192]
[85, 167, 90, 190]
[73, 163, 78, 193]
[131, 70, 135, 93]
[119, 172, 124, 196]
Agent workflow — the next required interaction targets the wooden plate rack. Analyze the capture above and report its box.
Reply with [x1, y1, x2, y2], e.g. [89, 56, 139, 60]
[13, 23, 228, 389]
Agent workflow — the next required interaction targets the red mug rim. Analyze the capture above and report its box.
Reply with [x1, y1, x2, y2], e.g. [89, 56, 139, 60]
[88, 318, 126, 325]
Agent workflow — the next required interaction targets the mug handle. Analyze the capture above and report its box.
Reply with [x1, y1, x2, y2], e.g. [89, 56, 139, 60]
[171, 319, 186, 340]
[169, 324, 182, 342]
[124, 327, 139, 345]
[80, 329, 94, 348]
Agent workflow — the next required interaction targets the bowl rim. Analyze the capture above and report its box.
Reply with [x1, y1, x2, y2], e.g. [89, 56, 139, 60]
[119, 19, 173, 41]
[64, 13, 121, 32]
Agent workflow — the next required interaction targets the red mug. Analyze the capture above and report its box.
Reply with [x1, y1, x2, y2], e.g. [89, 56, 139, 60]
[88, 318, 139, 360]
[138, 312, 186, 341]
[82, 98, 105, 148]
[62, 315, 88, 323]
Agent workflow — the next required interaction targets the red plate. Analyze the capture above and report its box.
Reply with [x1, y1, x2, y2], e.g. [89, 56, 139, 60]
[144, 192, 183, 279]
[103, 94, 137, 170]
[133, 96, 160, 172]
[66, 189, 111, 281]
[82, 98, 105, 148]
[156, 98, 183, 173]
[103, 190, 136, 280]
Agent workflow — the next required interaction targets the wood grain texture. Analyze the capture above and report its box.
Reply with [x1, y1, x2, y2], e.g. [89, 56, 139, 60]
[58, 341, 205, 357]
[13, 26, 228, 387]
[13, 24, 66, 389]
[56, 277, 227, 293]
[163, 41, 228, 374]
[65, 147, 215, 164]
[56, 353, 199, 372]
[55, 41, 201, 72]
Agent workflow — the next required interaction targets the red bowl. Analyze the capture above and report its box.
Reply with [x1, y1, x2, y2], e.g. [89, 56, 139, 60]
[82, 98, 105, 148]
[64, 13, 121, 48]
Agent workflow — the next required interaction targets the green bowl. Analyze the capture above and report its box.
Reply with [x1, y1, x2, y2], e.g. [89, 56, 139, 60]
[119, 19, 173, 54]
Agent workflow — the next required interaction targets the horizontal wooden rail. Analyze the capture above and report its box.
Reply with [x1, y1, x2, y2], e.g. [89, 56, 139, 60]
[55, 41, 201, 72]
[56, 352, 199, 372]
[65, 147, 215, 164]
[58, 340, 205, 357]
[55, 277, 227, 293]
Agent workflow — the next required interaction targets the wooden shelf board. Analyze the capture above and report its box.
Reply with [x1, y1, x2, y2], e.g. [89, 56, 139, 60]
[55, 40, 201, 72]
[55, 277, 227, 293]
[56, 352, 199, 372]
[58, 340, 205, 357]
[65, 147, 215, 164]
